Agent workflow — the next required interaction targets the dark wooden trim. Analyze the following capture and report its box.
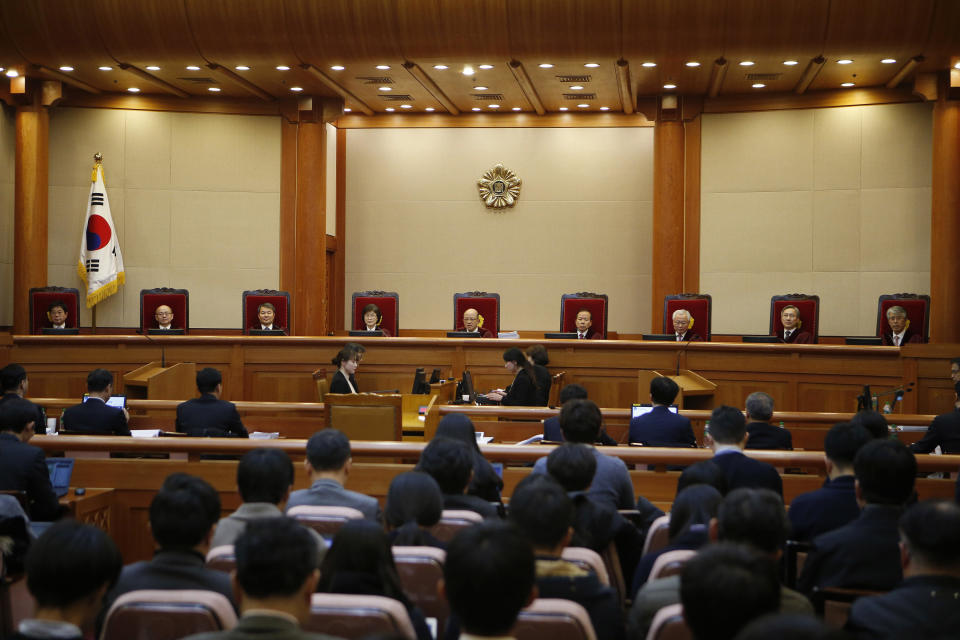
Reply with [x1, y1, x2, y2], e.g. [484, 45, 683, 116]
[335, 113, 654, 129]
[56, 93, 283, 116]
[703, 87, 920, 114]
[683, 114, 701, 292]
[334, 128, 347, 331]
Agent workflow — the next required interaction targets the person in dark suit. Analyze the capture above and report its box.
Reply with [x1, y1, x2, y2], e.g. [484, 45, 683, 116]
[435, 413, 503, 503]
[778, 305, 814, 344]
[0, 363, 46, 433]
[671, 308, 702, 342]
[455, 307, 493, 338]
[45, 299, 70, 330]
[543, 384, 619, 445]
[11, 520, 122, 640]
[358, 302, 391, 337]
[482, 347, 549, 406]
[743, 392, 792, 450]
[416, 437, 499, 518]
[328, 343, 365, 394]
[881, 304, 923, 346]
[910, 381, 960, 454]
[797, 439, 917, 595]
[845, 499, 960, 640]
[0, 399, 61, 522]
[629, 377, 696, 447]
[788, 421, 872, 541]
[574, 308, 603, 339]
[707, 405, 783, 497]
[60, 369, 130, 435]
[249, 301, 287, 334]
[183, 518, 340, 640]
[175, 367, 248, 438]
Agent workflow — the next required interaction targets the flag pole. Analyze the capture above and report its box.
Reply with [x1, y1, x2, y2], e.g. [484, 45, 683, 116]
[90, 152, 102, 336]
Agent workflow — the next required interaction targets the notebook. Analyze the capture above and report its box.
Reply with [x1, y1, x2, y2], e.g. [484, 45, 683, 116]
[46, 458, 74, 498]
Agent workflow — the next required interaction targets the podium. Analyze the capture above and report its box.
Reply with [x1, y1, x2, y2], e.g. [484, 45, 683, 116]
[123, 362, 196, 400]
[637, 369, 717, 410]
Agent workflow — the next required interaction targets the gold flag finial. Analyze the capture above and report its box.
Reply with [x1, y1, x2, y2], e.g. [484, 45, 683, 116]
[93, 152, 103, 164]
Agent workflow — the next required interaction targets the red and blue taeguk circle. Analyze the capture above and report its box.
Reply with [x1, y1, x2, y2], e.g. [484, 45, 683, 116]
[86, 215, 112, 250]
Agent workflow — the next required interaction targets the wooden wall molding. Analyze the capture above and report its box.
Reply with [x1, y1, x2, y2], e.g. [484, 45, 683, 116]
[334, 112, 653, 129]
[703, 87, 921, 114]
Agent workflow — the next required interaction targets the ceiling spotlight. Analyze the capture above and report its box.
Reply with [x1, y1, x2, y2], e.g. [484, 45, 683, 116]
[276, 65, 290, 71]
[559, 107, 568, 111]
[539, 63, 554, 68]
[577, 103, 589, 108]
[478, 64, 494, 70]
[98, 66, 113, 71]
[752, 83, 765, 88]
[127, 87, 140, 92]
[379, 86, 392, 91]
[841, 82, 855, 87]
[208, 87, 221, 92]
[584, 63, 600, 68]
[512, 107, 522, 111]
[186, 65, 201, 71]
[569, 85, 584, 90]
[400, 104, 412, 109]
[955, 62, 960, 69]
[837, 59, 853, 65]
[376, 65, 391, 70]
[783, 60, 799, 66]
[235, 65, 250, 71]
[599, 106, 610, 111]
[4, 69, 17, 77]
[881, 58, 897, 64]
[471, 107, 481, 111]
[433, 65, 448, 70]
[330, 65, 344, 71]
[663, 83, 677, 89]
[146, 65, 161, 71]
[462, 65, 475, 76]
[641, 62, 657, 68]
[344, 108, 352, 112]
[59, 66, 74, 72]
[385, 107, 395, 112]
[685, 61, 700, 67]
[473, 85, 488, 91]
[739, 61, 754, 66]
[425, 107, 435, 112]
[290, 86, 303, 92]
[488, 104, 500, 108]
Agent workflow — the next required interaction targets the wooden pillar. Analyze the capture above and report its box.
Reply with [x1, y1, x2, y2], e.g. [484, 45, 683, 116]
[930, 72, 960, 343]
[651, 101, 686, 333]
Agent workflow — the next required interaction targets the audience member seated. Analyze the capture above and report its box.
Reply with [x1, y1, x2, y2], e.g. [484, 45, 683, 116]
[951, 357, 960, 385]
[509, 475, 624, 640]
[416, 437, 499, 519]
[733, 613, 832, 640]
[249, 302, 287, 334]
[680, 543, 781, 640]
[383, 471, 445, 549]
[441, 521, 536, 639]
[672, 308, 701, 342]
[543, 384, 618, 445]
[573, 308, 602, 340]
[547, 442, 645, 585]
[154, 304, 176, 330]
[211, 448, 328, 558]
[881, 305, 922, 346]
[706, 405, 783, 496]
[850, 410, 890, 439]
[534, 398, 635, 510]
[845, 500, 960, 639]
[631, 485, 721, 593]
[316, 519, 432, 640]
[359, 303, 391, 337]
[797, 439, 917, 595]
[11, 520, 122, 640]
[788, 422, 872, 541]
[328, 343, 366, 394]
[0, 364, 46, 430]
[60, 369, 131, 435]
[910, 381, 960, 455]
[45, 300, 70, 331]
[176, 368, 248, 438]
[743, 392, 792, 450]
[630, 489, 813, 640]
[778, 305, 813, 344]
[184, 518, 340, 640]
[0, 398, 61, 522]
[629, 377, 696, 447]
[455, 308, 493, 338]
[676, 460, 729, 496]
[482, 348, 551, 406]
[286, 429, 381, 521]
[100, 473, 236, 630]
[435, 413, 503, 504]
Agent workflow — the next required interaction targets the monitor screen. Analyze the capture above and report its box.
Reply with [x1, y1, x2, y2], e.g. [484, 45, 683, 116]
[411, 368, 428, 394]
[446, 331, 483, 338]
[83, 395, 126, 408]
[631, 403, 679, 419]
[544, 332, 579, 340]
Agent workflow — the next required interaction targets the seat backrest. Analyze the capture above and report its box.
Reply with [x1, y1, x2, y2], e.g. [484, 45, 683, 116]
[560, 293, 608, 338]
[29, 287, 80, 333]
[663, 294, 711, 340]
[453, 291, 500, 334]
[287, 505, 365, 537]
[877, 294, 930, 341]
[812, 586, 887, 628]
[642, 514, 671, 555]
[648, 549, 697, 581]
[430, 509, 483, 543]
[548, 371, 565, 408]
[323, 393, 403, 441]
[560, 547, 610, 585]
[242, 289, 291, 334]
[512, 598, 597, 640]
[100, 589, 237, 640]
[140, 288, 190, 333]
[770, 294, 820, 342]
[307, 593, 417, 640]
[392, 546, 448, 630]
[646, 603, 692, 640]
[352, 291, 400, 335]
[312, 368, 330, 402]
[204, 545, 236, 573]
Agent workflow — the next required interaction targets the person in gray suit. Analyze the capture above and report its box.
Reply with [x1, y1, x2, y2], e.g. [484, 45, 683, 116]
[286, 429, 381, 522]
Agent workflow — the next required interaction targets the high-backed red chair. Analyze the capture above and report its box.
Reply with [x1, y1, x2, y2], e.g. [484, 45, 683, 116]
[242, 289, 291, 334]
[29, 286, 80, 333]
[352, 290, 399, 336]
[140, 288, 189, 334]
[453, 291, 500, 335]
[770, 294, 819, 343]
[663, 294, 711, 341]
[877, 294, 930, 343]
[560, 293, 608, 338]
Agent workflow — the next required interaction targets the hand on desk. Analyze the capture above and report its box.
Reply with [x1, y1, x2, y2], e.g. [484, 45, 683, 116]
[483, 389, 505, 401]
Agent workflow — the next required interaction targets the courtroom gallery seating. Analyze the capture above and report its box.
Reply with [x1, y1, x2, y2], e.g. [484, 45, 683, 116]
[512, 599, 598, 640]
[99, 589, 237, 640]
[560, 292, 609, 338]
[287, 504, 365, 537]
[391, 545, 449, 632]
[28, 286, 80, 334]
[306, 592, 417, 639]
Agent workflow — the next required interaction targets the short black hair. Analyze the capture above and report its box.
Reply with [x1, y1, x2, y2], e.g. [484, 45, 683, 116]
[384, 471, 443, 529]
[331, 343, 366, 367]
[86, 368, 113, 393]
[416, 437, 473, 494]
[677, 460, 728, 495]
[237, 448, 294, 504]
[744, 392, 774, 422]
[258, 301, 276, 313]
[0, 363, 27, 393]
[444, 521, 535, 637]
[0, 398, 38, 434]
[708, 405, 747, 445]
[26, 520, 121, 608]
[361, 303, 381, 318]
[854, 439, 916, 505]
[849, 410, 889, 439]
[650, 377, 680, 405]
[899, 499, 960, 568]
[668, 484, 722, 540]
[680, 543, 780, 640]
[196, 367, 222, 393]
[525, 344, 549, 367]
[558, 383, 588, 404]
[305, 428, 352, 471]
[235, 517, 317, 598]
[509, 474, 573, 548]
[317, 519, 408, 603]
[47, 300, 67, 314]
[717, 489, 788, 554]
[546, 442, 596, 492]
[149, 473, 221, 548]
[823, 422, 872, 468]
[559, 398, 602, 443]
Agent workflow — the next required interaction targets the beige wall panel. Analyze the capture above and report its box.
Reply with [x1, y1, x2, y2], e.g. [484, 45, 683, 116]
[700, 272, 814, 335]
[812, 190, 861, 271]
[326, 123, 337, 236]
[858, 271, 931, 335]
[125, 111, 173, 189]
[859, 188, 931, 272]
[49, 108, 126, 188]
[170, 267, 278, 329]
[810, 271, 861, 336]
[123, 190, 172, 266]
[700, 110, 814, 193]
[813, 107, 861, 190]
[860, 103, 933, 190]
[0, 104, 14, 326]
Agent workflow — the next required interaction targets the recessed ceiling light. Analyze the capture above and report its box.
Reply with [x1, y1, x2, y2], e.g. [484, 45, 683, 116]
[290, 86, 303, 92]
[752, 83, 765, 88]
[559, 107, 568, 111]
[584, 63, 600, 68]
[344, 108, 352, 112]
[685, 61, 700, 67]
[841, 82, 855, 87]
[577, 103, 589, 108]
[488, 104, 500, 108]
[376, 65, 390, 70]
[276, 65, 290, 71]
[739, 61, 754, 67]
[379, 86, 392, 91]
[663, 83, 677, 89]
[570, 85, 584, 90]
[539, 63, 554, 69]
[881, 58, 897, 64]
[478, 64, 494, 70]
[955, 62, 960, 69]
[837, 59, 853, 65]
[473, 86, 488, 91]
[462, 65, 475, 76]
[0, 67, 4, 72]
[4, 69, 17, 77]
[642, 62, 657, 68]
[599, 106, 610, 111]
[512, 107, 522, 111]
[471, 107, 481, 111]
[127, 87, 139, 92]
[425, 107, 435, 112]
[59, 66, 74, 72]
[330, 65, 344, 71]
[235, 65, 250, 71]
[400, 104, 412, 109]
[433, 65, 448, 70]
[208, 87, 221, 92]
[98, 66, 113, 71]
[146, 65, 160, 71]
[783, 60, 799, 66]
[385, 107, 395, 112]
[186, 65, 201, 71]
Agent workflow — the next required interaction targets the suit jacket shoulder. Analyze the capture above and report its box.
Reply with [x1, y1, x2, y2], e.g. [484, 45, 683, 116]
[176, 395, 248, 438]
[287, 479, 381, 522]
[745, 422, 793, 450]
[712, 450, 783, 496]
[62, 400, 130, 435]
[328, 370, 357, 394]
[0, 433, 61, 521]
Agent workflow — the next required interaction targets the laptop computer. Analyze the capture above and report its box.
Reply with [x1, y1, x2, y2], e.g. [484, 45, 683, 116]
[46, 458, 74, 498]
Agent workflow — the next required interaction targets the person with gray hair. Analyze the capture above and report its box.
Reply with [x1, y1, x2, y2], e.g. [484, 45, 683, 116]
[777, 305, 813, 344]
[671, 308, 701, 342]
[744, 392, 792, 450]
[881, 304, 922, 346]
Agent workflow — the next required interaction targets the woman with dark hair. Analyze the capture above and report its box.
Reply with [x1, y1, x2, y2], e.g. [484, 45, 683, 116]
[525, 344, 549, 367]
[317, 519, 432, 640]
[482, 348, 551, 406]
[435, 413, 504, 504]
[360, 303, 391, 337]
[329, 343, 366, 394]
[384, 472, 445, 548]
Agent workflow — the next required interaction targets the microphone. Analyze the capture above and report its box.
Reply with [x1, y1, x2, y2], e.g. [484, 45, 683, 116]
[676, 335, 694, 376]
[139, 327, 166, 368]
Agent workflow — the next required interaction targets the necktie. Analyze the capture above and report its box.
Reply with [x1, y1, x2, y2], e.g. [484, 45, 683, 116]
[785, 330, 792, 340]
[894, 335, 901, 346]
[579, 333, 584, 340]
[677, 334, 682, 342]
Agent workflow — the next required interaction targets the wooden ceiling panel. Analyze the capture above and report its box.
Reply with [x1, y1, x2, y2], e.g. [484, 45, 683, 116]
[823, 0, 935, 58]
[284, 0, 401, 65]
[719, 0, 829, 61]
[521, 61, 622, 113]
[93, 0, 198, 63]
[924, 0, 960, 54]
[1, 1, 108, 63]
[622, 0, 727, 65]
[334, 66, 437, 113]
[506, 0, 621, 61]
[811, 61, 905, 92]
[419, 64, 526, 113]
[184, 0, 297, 64]
[395, 0, 511, 61]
